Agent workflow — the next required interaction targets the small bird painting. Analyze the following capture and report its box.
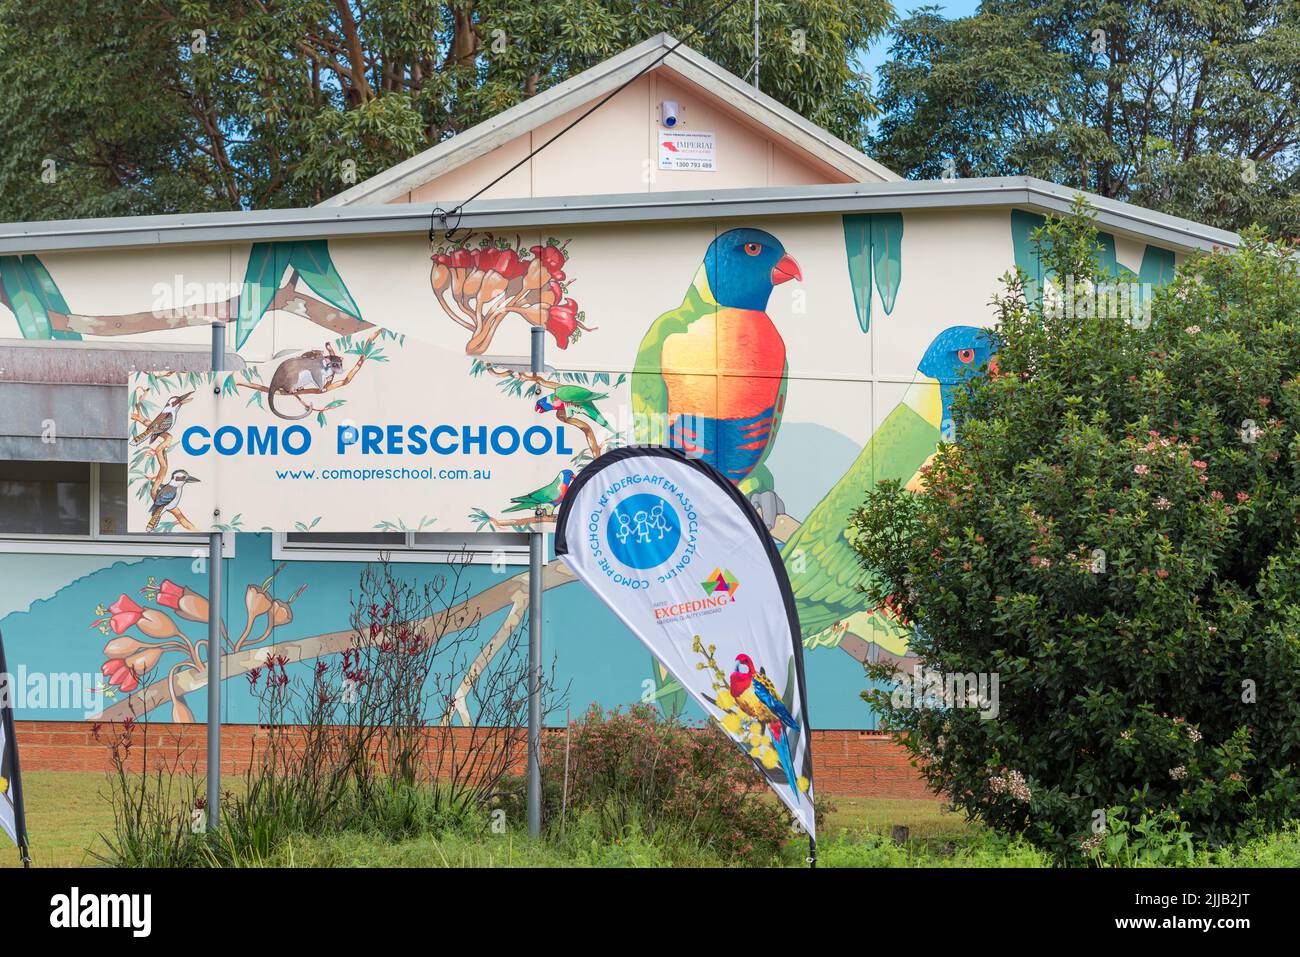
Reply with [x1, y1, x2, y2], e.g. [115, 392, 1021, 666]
[132, 392, 194, 445]
[535, 385, 610, 429]
[503, 469, 576, 514]
[730, 653, 800, 800]
[146, 469, 200, 531]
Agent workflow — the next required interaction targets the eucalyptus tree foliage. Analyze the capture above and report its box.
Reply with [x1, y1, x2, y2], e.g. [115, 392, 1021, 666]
[871, 0, 1300, 235]
[0, 0, 890, 218]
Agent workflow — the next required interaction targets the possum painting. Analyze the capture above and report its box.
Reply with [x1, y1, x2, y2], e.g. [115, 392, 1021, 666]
[267, 347, 344, 420]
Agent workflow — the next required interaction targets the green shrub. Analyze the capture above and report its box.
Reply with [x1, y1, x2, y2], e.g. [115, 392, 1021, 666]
[852, 201, 1300, 858]
[535, 704, 814, 864]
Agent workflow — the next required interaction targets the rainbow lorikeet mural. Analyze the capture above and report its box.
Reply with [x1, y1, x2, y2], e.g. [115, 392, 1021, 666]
[503, 469, 576, 514]
[631, 227, 800, 522]
[729, 653, 801, 801]
[784, 325, 999, 652]
[535, 385, 610, 429]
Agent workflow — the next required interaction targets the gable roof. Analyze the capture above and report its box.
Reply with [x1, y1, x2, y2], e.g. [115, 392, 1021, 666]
[318, 32, 899, 207]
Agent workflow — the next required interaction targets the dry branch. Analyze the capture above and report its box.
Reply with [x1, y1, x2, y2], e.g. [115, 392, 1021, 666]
[50, 283, 371, 338]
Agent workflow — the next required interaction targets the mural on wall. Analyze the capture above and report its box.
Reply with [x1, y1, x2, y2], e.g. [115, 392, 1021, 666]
[785, 325, 997, 671]
[90, 568, 305, 722]
[1011, 209, 1176, 308]
[0, 241, 372, 342]
[0, 209, 1184, 729]
[429, 237, 590, 354]
[842, 212, 904, 333]
[632, 227, 798, 526]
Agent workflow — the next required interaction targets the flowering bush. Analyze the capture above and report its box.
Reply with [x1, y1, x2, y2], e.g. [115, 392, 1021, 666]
[852, 203, 1300, 856]
[539, 704, 798, 864]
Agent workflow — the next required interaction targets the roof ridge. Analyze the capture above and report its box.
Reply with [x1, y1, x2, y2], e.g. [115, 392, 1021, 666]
[317, 33, 895, 208]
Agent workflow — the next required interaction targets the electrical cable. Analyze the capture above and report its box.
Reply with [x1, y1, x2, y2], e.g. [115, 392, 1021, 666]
[429, 0, 751, 243]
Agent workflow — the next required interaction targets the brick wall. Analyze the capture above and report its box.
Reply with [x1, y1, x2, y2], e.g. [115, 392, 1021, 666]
[13, 721, 936, 799]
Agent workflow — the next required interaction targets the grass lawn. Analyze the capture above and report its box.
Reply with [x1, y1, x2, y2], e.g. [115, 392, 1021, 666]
[10, 770, 1294, 867]
[6, 770, 963, 868]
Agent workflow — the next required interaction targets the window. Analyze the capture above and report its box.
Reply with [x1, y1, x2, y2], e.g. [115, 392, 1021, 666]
[275, 531, 528, 564]
[0, 461, 228, 556]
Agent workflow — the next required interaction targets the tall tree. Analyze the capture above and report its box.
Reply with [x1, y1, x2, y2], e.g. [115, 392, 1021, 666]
[871, 0, 1300, 236]
[0, 0, 892, 219]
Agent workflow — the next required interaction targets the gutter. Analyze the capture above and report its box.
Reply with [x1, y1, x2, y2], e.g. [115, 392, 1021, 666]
[0, 178, 1240, 256]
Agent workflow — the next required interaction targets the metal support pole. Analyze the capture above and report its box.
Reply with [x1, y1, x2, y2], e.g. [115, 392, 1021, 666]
[526, 324, 545, 838]
[206, 321, 224, 831]
[753, 0, 760, 92]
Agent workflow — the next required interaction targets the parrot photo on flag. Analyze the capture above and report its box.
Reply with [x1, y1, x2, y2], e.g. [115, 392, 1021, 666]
[784, 325, 998, 649]
[730, 653, 801, 800]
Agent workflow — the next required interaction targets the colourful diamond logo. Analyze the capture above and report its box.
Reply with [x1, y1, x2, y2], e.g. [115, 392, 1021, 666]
[701, 567, 739, 599]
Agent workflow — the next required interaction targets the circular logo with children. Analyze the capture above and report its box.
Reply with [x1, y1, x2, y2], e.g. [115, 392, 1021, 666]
[607, 493, 680, 569]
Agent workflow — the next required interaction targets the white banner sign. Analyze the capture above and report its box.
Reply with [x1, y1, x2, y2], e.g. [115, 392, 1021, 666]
[127, 331, 583, 533]
[555, 447, 814, 836]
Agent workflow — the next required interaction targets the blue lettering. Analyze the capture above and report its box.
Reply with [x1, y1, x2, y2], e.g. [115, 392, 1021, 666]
[522, 426, 552, 454]
[406, 424, 428, 455]
[462, 425, 487, 454]
[361, 425, 383, 454]
[182, 426, 210, 455]
[283, 425, 310, 455]
[337, 424, 359, 453]
[491, 426, 520, 455]
[214, 425, 242, 455]
[247, 426, 277, 455]
[431, 425, 457, 454]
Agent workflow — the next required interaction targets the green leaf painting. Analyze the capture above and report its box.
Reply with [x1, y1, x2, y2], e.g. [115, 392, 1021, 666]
[236, 240, 361, 349]
[0, 254, 82, 340]
[0, 255, 52, 339]
[1139, 245, 1176, 287]
[236, 242, 287, 349]
[23, 255, 80, 340]
[842, 215, 871, 332]
[1011, 210, 1177, 302]
[841, 212, 904, 333]
[288, 240, 361, 321]
[1010, 209, 1048, 302]
[869, 213, 904, 315]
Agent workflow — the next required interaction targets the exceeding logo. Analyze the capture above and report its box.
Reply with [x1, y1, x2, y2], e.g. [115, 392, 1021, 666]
[49, 887, 152, 937]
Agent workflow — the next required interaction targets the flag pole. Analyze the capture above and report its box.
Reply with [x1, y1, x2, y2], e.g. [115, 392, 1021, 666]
[206, 320, 225, 832]
[526, 323, 545, 838]
[0, 629, 31, 867]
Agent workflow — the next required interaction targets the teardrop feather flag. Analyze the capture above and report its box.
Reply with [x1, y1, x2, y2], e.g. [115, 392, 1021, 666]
[0, 628, 30, 863]
[555, 447, 815, 840]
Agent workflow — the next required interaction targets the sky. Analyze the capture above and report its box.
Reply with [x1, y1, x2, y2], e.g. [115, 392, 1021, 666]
[859, 0, 982, 78]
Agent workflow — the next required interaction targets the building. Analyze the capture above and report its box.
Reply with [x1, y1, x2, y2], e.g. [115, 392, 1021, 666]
[0, 35, 1237, 793]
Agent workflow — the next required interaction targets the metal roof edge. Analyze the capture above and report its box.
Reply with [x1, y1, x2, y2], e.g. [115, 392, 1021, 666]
[0, 178, 1240, 255]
